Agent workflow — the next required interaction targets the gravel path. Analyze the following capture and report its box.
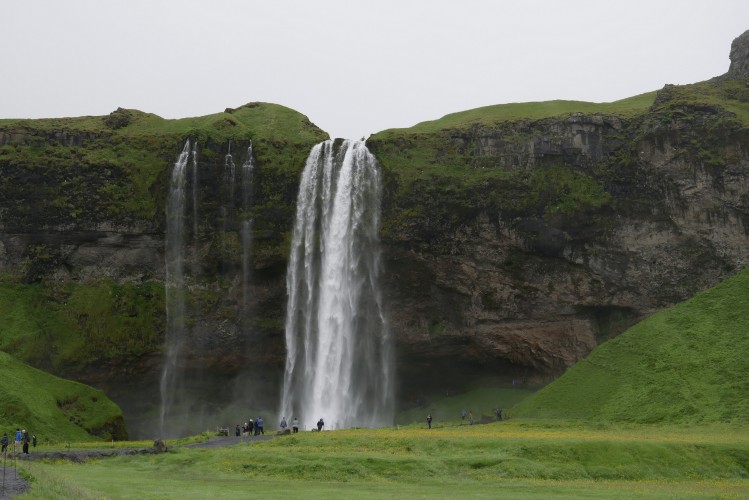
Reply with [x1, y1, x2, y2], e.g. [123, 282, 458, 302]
[0, 464, 30, 500]
[0, 435, 278, 498]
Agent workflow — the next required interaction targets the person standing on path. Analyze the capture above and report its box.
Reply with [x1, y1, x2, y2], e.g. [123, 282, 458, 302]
[1, 432, 8, 452]
[14, 428, 22, 451]
[427, 414, 433, 429]
[280, 417, 288, 431]
[292, 417, 299, 433]
[256, 417, 264, 435]
[22, 430, 30, 454]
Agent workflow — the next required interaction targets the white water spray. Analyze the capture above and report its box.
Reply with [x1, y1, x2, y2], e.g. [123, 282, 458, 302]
[280, 140, 393, 430]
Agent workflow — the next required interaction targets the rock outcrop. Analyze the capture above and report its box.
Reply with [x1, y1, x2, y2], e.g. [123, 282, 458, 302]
[727, 29, 749, 79]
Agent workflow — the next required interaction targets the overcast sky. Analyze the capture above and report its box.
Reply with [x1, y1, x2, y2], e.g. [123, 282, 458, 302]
[2, 0, 748, 139]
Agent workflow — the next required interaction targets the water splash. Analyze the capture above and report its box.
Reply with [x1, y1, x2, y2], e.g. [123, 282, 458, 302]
[280, 140, 393, 430]
[160, 139, 191, 436]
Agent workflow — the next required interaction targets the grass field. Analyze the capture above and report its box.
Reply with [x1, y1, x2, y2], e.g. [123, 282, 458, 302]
[16, 421, 749, 499]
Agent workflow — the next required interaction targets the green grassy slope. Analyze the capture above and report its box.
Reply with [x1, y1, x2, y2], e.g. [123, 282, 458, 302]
[0, 351, 126, 441]
[512, 267, 749, 424]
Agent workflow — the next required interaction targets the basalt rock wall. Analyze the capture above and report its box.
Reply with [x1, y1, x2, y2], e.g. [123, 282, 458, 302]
[369, 78, 749, 393]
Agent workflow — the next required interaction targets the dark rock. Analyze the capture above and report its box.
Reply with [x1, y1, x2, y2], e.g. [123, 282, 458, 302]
[727, 29, 749, 79]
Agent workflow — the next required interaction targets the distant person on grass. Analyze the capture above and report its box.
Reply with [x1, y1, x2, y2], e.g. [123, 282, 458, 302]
[292, 417, 299, 433]
[15, 428, 22, 450]
[1, 432, 8, 452]
[280, 417, 288, 431]
[256, 417, 264, 435]
[468, 411, 474, 425]
[32, 434, 37, 448]
[461, 409, 467, 420]
[317, 418, 324, 431]
[22, 430, 30, 454]
[495, 407, 503, 421]
[427, 414, 432, 429]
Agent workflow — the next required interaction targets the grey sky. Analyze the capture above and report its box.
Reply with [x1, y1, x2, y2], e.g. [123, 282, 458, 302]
[2, 0, 748, 139]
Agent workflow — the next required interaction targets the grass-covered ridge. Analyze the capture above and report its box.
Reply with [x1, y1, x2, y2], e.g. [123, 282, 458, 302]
[376, 92, 658, 138]
[0, 350, 126, 441]
[374, 79, 749, 140]
[512, 266, 749, 424]
[0, 102, 328, 225]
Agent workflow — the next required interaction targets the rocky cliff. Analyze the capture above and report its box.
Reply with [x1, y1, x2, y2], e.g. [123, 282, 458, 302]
[0, 33, 747, 436]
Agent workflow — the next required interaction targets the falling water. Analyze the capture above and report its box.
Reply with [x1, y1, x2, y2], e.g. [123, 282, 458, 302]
[159, 139, 191, 436]
[280, 140, 393, 430]
[190, 142, 200, 278]
[223, 142, 237, 233]
[240, 142, 255, 319]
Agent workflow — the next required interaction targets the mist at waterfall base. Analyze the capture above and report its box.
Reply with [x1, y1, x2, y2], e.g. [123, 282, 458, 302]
[280, 140, 395, 431]
[152, 139, 274, 439]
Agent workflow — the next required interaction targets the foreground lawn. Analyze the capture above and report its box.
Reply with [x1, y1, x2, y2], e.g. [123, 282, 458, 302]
[19, 421, 749, 499]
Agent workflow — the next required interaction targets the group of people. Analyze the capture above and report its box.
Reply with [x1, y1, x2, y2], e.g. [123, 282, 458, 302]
[1, 429, 37, 454]
[237, 417, 265, 436]
[426, 407, 504, 429]
[237, 416, 312, 436]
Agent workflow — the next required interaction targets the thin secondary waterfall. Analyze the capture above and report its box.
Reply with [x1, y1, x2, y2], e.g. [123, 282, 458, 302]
[190, 142, 199, 276]
[240, 142, 255, 319]
[280, 139, 393, 430]
[160, 139, 191, 436]
[223, 142, 237, 232]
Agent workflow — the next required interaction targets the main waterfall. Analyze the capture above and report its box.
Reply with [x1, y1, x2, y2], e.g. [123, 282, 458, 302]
[280, 140, 394, 430]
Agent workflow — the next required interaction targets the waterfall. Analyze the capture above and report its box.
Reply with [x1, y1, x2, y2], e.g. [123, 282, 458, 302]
[240, 142, 255, 320]
[280, 140, 393, 431]
[160, 139, 191, 436]
[223, 142, 237, 232]
[190, 142, 199, 278]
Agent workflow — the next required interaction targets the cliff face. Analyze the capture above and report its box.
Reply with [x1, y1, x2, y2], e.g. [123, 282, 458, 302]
[369, 76, 749, 392]
[0, 35, 748, 435]
[0, 105, 328, 435]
